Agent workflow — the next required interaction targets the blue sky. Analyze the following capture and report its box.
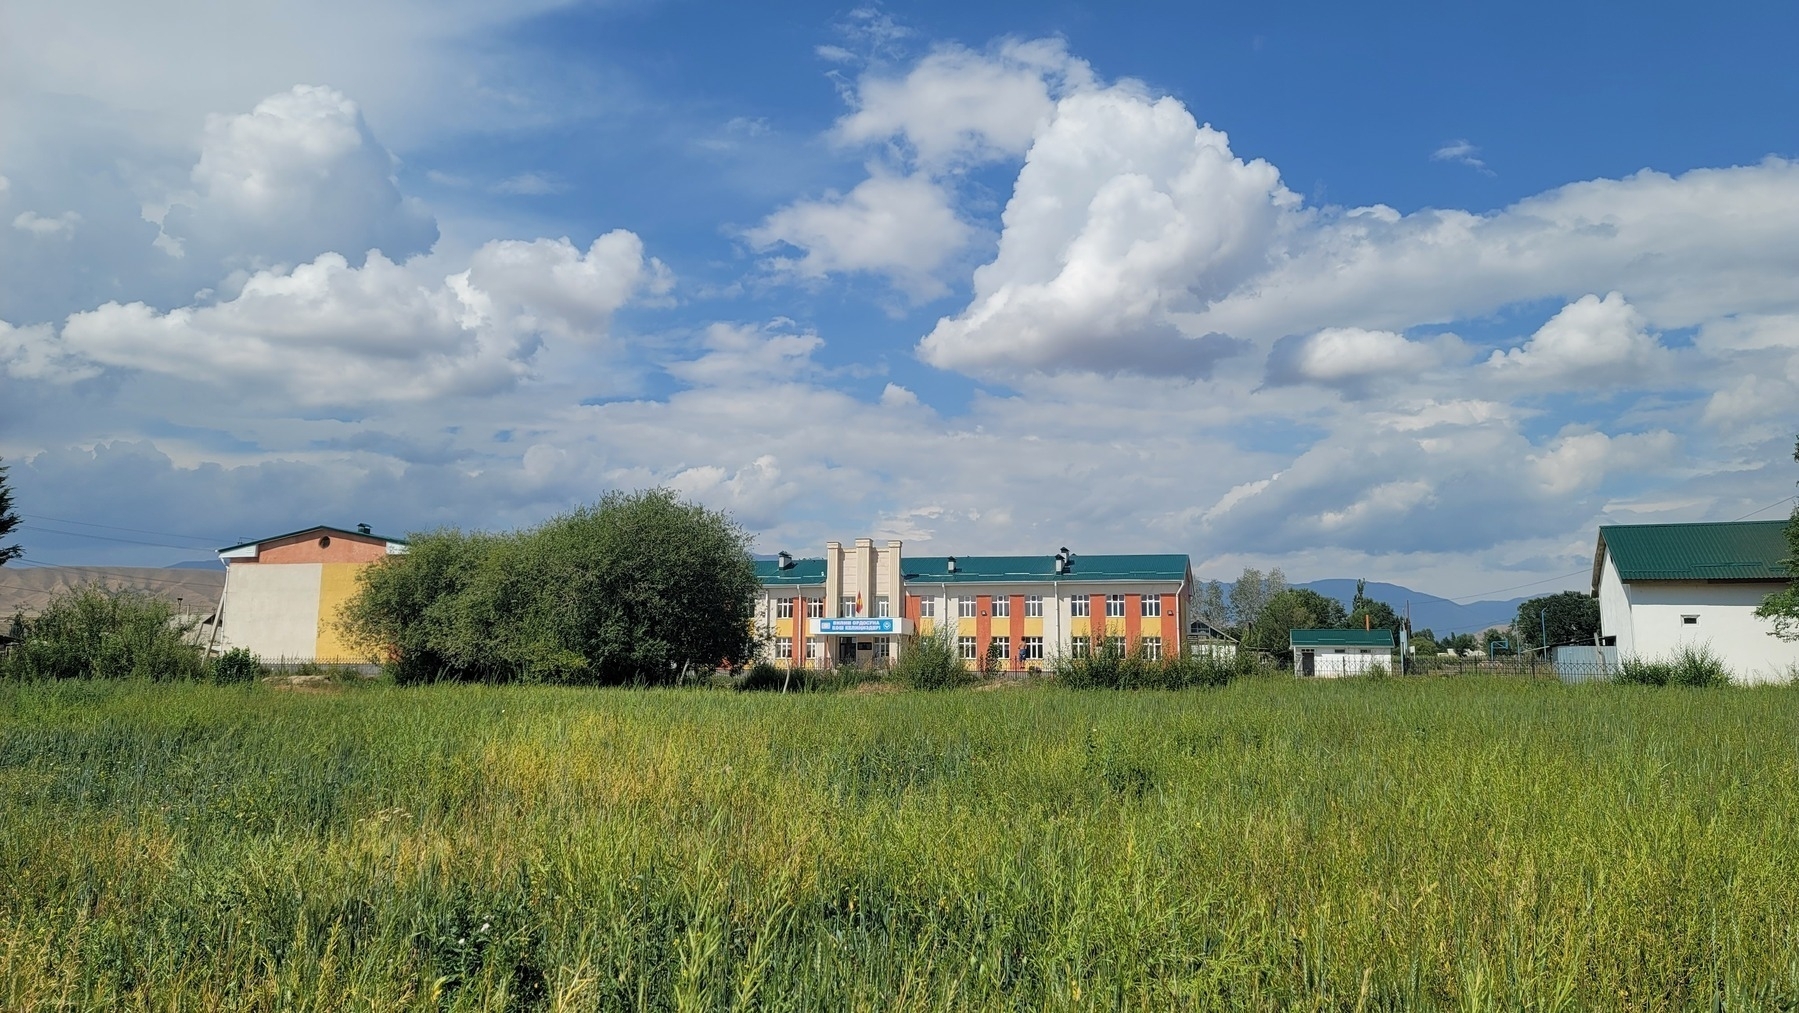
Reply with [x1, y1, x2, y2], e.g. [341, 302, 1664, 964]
[2, 0, 1797, 598]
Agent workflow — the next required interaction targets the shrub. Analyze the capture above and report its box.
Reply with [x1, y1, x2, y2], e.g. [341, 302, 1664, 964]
[1051, 643, 1250, 690]
[734, 660, 872, 693]
[3, 585, 206, 681]
[1616, 645, 1731, 687]
[212, 647, 263, 684]
[891, 623, 975, 690]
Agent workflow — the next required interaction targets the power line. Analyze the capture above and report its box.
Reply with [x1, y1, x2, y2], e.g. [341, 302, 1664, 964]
[1732, 495, 1798, 522]
[1440, 568, 1590, 604]
[20, 513, 226, 545]
[19, 524, 219, 551]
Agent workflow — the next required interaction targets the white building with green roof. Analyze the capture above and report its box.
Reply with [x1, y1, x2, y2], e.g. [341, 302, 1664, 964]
[1592, 520, 1799, 683]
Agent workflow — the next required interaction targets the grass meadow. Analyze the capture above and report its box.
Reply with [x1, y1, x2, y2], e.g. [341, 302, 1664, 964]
[2, 676, 1797, 1011]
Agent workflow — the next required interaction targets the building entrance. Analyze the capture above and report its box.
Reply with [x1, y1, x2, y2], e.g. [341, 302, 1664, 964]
[837, 637, 857, 664]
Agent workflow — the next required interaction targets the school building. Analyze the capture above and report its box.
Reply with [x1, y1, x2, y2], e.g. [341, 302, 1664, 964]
[753, 538, 1193, 669]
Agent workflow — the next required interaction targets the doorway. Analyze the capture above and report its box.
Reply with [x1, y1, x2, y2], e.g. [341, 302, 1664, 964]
[1301, 650, 1315, 677]
[837, 637, 857, 665]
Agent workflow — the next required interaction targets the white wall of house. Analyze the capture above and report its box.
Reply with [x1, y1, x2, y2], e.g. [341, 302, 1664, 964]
[1293, 647, 1391, 678]
[217, 563, 322, 662]
[1598, 554, 1799, 684]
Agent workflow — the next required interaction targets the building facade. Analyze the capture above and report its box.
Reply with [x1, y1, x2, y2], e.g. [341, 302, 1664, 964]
[213, 525, 407, 663]
[753, 539, 1192, 669]
[1289, 629, 1396, 677]
[1593, 520, 1799, 684]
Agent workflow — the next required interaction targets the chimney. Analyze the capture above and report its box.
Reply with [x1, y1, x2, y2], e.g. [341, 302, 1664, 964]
[777, 551, 793, 570]
[356, 523, 372, 535]
[947, 556, 958, 574]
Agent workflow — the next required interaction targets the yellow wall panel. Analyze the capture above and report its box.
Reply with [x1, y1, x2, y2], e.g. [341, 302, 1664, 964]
[314, 562, 370, 661]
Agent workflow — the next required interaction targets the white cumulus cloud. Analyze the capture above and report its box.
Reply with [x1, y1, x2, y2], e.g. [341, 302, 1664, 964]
[1485, 292, 1670, 386]
[918, 84, 1293, 375]
[747, 173, 974, 299]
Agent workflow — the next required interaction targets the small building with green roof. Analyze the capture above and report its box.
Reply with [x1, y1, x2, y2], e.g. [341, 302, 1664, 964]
[1289, 628, 1396, 677]
[1592, 520, 1799, 683]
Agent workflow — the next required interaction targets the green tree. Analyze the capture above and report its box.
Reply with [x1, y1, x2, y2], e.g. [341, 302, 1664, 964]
[1756, 435, 1799, 639]
[3, 585, 206, 680]
[1247, 588, 1349, 660]
[1513, 590, 1601, 654]
[1411, 628, 1440, 655]
[1347, 578, 1399, 632]
[1227, 568, 1266, 630]
[1194, 580, 1228, 630]
[0, 456, 21, 566]
[339, 489, 760, 684]
[1442, 632, 1480, 655]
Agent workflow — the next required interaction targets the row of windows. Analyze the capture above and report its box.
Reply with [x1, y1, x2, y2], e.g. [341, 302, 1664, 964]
[1068, 636, 1163, 660]
[796, 593, 1167, 619]
[775, 635, 1162, 662]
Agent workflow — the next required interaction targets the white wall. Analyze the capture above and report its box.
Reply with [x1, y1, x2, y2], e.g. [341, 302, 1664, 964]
[217, 563, 322, 662]
[1597, 554, 1635, 658]
[1295, 648, 1391, 678]
[1621, 579, 1799, 684]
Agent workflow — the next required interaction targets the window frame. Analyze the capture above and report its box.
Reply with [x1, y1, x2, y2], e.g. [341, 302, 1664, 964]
[958, 596, 978, 619]
[805, 598, 824, 619]
[1070, 596, 1090, 618]
[776, 598, 794, 620]
[1141, 596, 1162, 618]
[1142, 636, 1162, 661]
[1105, 594, 1126, 618]
[1025, 595, 1043, 618]
[774, 636, 792, 658]
[1022, 636, 1044, 661]
[918, 597, 936, 618]
[957, 636, 978, 660]
[991, 596, 1010, 618]
[875, 595, 891, 618]
[805, 638, 821, 660]
[1070, 636, 1090, 658]
[840, 595, 858, 617]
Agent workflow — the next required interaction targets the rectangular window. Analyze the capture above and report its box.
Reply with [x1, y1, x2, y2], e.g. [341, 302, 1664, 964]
[1070, 596, 1090, 618]
[992, 597, 1010, 618]
[875, 596, 890, 618]
[1105, 594, 1126, 618]
[958, 637, 978, 660]
[1022, 636, 1044, 661]
[840, 595, 857, 616]
[1025, 595, 1043, 617]
[1071, 636, 1090, 658]
[874, 640, 891, 659]
[919, 597, 936, 618]
[774, 637, 792, 658]
[1682, 615, 1699, 626]
[806, 598, 824, 618]
[776, 598, 794, 619]
[1107, 636, 1125, 655]
[958, 596, 977, 618]
[992, 636, 1010, 661]
[805, 638, 821, 660]
[1142, 636, 1162, 661]
[1141, 596, 1162, 618]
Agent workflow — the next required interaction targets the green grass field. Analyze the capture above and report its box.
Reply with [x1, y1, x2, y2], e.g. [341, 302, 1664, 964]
[2, 677, 1797, 1011]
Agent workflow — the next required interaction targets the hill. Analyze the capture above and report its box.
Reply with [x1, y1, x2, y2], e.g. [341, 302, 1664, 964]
[0, 566, 225, 618]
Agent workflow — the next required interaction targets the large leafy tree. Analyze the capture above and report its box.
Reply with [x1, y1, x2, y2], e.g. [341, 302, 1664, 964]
[1513, 590, 1600, 654]
[340, 488, 761, 684]
[1756, 435, 1799, 640]
[1247, 587, 1349, 659]
[0, 456, 21, 566]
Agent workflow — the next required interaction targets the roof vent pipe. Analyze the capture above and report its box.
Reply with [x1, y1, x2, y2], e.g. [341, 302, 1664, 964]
[947, 556, 958, 574]
[356, 523, 372, 535]
[1054, 555, 1066, 574]
[777, 551, 793, 570]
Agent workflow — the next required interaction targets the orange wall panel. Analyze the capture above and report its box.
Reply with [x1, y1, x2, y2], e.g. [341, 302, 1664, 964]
[255, 532, 392, 564]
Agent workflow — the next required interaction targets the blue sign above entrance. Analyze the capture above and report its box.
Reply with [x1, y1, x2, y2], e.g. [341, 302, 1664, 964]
[816, 618, 898, 634]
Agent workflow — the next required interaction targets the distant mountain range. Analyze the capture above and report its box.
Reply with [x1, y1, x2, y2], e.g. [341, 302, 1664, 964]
[1294, 579, 1533, 637]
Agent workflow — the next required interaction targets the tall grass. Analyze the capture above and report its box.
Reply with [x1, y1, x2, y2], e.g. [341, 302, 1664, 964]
[2, 678, 1798, 1009]
[1617, 644, 1733, 687]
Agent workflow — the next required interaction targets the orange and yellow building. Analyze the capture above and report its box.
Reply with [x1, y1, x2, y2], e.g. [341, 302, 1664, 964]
[213, 525, 407, 663]
[754, 538, 1192, 669]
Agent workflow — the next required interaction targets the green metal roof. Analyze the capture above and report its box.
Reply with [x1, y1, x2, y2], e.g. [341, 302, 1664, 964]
[756, 553, 1191, 587]
[1595, 520, 1792, 586]
[1290, 628, 1396, 648]
[754, 558, 827, 586]
[901, 554, 1190, 585]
